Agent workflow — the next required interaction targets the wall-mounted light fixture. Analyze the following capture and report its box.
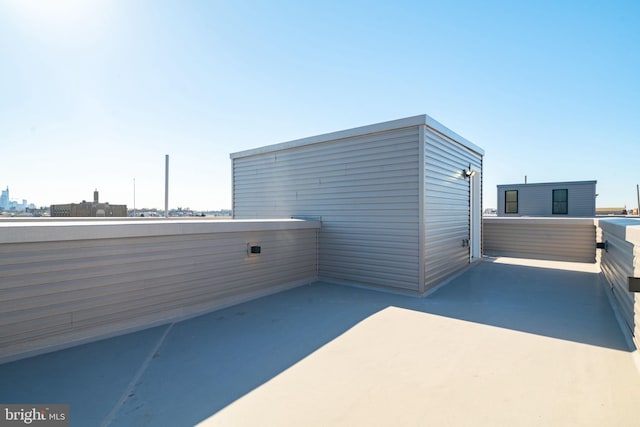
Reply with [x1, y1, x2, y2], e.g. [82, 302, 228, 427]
[463, 165, 476, 178]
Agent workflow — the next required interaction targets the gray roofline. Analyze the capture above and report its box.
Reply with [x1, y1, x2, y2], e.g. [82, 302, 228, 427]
[230, 114, 484, 159]
[423, 115, 484, 156]
[497, 180, 597, 188]
[0, 219, 321, 244]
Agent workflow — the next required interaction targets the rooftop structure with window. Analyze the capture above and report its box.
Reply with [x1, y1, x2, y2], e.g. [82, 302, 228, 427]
[497, 180, 597, 217]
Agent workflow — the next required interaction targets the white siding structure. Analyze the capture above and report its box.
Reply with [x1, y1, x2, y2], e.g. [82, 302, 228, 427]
[597, 218, 640, 346]
[0, 219, 320, 363]
[483, 217, 596, 263]
[497, 180, 597, 217]
[231, 115, 484, 294]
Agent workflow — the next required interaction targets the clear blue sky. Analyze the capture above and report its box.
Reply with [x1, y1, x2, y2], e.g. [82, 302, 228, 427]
[1, 0, 638, 211]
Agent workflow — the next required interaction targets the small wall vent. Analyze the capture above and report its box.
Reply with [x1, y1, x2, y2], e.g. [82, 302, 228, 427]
[247, 243, 261, 257]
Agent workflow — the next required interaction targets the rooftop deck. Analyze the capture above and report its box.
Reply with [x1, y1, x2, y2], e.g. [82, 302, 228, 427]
[1, 257, 638, 426]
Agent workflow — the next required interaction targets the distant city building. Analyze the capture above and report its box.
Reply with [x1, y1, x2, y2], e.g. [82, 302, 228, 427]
[0, 186, 30, 212]
[497, 180, 597, 217]
[25, 207, 49, 217]
[0, 187, 8, 209]
[50, 189, 127, 217]
[596, 207, 637, 216]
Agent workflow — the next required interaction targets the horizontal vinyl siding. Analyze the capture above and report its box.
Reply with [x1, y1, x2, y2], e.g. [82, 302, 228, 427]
[423, 127, 482, 290]
[0, 225, 318, 362]
[483, 218, 596, 263]
[596, 219, 639, 342]
[636, 243, 640, 348]
[233, 127, 421, 292]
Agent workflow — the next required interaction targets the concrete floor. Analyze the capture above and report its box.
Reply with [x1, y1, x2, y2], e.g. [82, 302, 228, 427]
[1, 257, 639, 426]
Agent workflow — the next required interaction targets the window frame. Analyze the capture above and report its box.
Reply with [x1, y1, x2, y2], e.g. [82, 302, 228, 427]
[552, 189, 568, 215]
[504, 190, 518, 214]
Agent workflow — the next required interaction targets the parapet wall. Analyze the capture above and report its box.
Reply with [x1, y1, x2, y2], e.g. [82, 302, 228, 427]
[483, 217, 597, 263]
[0, 219, 320, 363]
[596, 218, 640, 349]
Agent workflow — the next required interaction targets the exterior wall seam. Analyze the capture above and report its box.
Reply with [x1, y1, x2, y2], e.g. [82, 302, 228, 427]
[418, 125, 426, 294]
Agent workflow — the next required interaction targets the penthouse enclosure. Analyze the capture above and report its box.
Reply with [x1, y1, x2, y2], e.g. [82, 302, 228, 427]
[231, 115, 484, 294]
[497, 180, 597, 217]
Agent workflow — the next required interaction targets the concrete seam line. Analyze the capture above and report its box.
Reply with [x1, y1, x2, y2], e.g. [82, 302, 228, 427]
[100, 323, 175, 427]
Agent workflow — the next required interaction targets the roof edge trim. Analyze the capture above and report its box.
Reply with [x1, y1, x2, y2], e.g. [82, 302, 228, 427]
[230, 114, 483, 159]
[497, 180, 598, 188]
[424, 116, 484, 156]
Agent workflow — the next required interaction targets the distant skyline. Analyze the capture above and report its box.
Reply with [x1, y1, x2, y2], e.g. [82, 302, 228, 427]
[1, 0, 639, 211]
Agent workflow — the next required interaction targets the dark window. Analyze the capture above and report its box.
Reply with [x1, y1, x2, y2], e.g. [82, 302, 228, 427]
[553, 189, 568, 214]
[505, 190, 518, 213]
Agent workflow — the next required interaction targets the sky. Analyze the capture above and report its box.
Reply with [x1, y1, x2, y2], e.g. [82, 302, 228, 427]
[1, 0, 638, 211]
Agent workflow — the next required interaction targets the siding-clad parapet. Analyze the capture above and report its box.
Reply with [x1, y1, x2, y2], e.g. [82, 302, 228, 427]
[483, 217, 596, 263]
[0, 218, 318, 244]
[596, 218, 640, 348]
[0, 219, 320, 363]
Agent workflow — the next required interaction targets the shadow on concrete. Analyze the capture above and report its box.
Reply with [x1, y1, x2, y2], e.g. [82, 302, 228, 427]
[0, 325, 168, 426]
[0, 258, 630, 426]
[424, 259, 628, 351]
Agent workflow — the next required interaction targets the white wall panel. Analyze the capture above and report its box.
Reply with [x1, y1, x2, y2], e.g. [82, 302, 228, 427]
[423, 127, 483, 290]
[596, 218, 640, 344]
[233, 127, 421, 292]
[483, 217, 596, 263]
[0, 220, 319, 363]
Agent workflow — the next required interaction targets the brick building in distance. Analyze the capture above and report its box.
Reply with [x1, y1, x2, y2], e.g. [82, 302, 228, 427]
[50, 189, 127, 217]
